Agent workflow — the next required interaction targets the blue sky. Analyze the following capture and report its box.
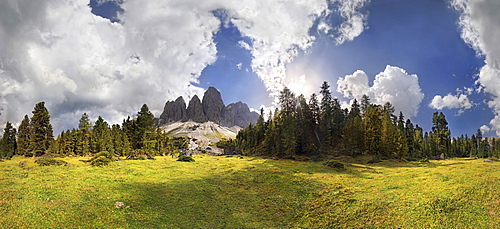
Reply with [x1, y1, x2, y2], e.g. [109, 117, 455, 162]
[1, 0, 500, 137]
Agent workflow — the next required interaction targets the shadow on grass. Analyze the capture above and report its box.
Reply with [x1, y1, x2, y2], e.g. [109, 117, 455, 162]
[113, 166, 320, 228]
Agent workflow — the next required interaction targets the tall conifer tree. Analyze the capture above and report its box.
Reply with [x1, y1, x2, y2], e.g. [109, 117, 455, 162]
[17, 115, 31, 156]
[29, 102, 53, 156]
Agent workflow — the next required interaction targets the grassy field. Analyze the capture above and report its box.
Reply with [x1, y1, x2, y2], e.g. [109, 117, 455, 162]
[1, 155, 500, 228]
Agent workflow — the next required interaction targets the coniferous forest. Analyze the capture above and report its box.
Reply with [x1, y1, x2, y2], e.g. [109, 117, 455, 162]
[235, 81, 500, 161]
[0, 81, 499, 162]
[0, 102, 189, 162]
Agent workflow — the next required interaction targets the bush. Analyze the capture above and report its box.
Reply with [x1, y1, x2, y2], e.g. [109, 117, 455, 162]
[177, 155, 195, 162]
[367, 155, 382, 164]
[35, 157, 67, 166]
[323, 160, 345, 170]
[90, 156, 112, 167]
[87, 151, 114, 166]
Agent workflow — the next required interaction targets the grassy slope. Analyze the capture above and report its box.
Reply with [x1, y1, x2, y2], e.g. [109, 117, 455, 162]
[1, 156, 500, 228]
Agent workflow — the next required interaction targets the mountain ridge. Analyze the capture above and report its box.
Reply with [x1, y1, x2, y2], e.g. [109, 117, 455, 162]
[157, 87, 259, 128]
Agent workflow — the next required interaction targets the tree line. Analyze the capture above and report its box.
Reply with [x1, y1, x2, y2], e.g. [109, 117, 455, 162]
[235, 81, 500, 161]
[0, 102, 189, 160]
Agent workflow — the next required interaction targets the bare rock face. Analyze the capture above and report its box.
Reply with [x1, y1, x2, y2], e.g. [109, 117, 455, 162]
[187, 95, 207, 123]
[158, 96, 187, 125]
[158, 87, 258, 128]
[202, 87, 225, 124]
[222, 102, 259, 128]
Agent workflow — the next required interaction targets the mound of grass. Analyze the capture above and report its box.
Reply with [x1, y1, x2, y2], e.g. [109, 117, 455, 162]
[177, 155, 195, 162]
[34, 157, 67, 166]
[89, 156, 112, 167]
[323, 160, 345, 170]
[88, 151, 114, 166]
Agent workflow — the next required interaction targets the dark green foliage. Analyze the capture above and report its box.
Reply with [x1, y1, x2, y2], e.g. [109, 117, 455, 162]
[323, 160, 345, 170]
[89, 156, 112, 167]
[29, 102, 54, 157]
[35, 157, 67, 166]
[216, 139, 234, 149]
[78, 113, 92, 131]
[17, 115, 31, 157]
[431, 112, 451, 158]
[367, 155, 382, 164]
[0, 122, 17, 159]
[88, 151, 114, 166]
[236, 83, 417, 161]
[177, 155, 195, 162]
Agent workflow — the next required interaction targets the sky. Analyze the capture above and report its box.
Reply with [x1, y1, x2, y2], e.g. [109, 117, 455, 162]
[1, 0, 500, 138]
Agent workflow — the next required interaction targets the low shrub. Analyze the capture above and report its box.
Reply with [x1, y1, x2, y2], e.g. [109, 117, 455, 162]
[90, 156, 112, 167]
[35, 157, 67, 166]
[177, 155, 195, 162]
[323, 160, 345, 170]
[367, 156, 382, 164]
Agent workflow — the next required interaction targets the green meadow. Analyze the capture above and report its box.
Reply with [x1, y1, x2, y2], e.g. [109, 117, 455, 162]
[1, 155, 500, 228]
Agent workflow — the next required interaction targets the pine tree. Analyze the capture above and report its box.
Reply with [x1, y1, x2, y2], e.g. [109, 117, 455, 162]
[29, 102, 54, 156]
[278, 88, 297, 158]
[342, 99, 364, 156]
[363, 104, 383, 156]
[431, 112, 451, 158]
[0, 122, 17, 159]
[79, 113, 92, 131]
[309, 93, 320, 126]
[296, 95, 317, 155]
[17, 115, 31, 156]
[91, 116, 113, 154]
[319, 81, 334, 151]
[360, 94, 371, 113]
[136, 104, 156, 150]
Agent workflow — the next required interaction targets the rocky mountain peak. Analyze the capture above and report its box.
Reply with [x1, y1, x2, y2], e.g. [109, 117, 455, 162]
[186, 95, 207, 123]
[158, 87, 258, 128]
[202, 87, 225, 124]
[158, 96, 187, 124]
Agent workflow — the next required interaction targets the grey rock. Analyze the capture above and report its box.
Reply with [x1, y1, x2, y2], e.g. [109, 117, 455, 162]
[222, 101, 259, 128]
[157, 87, 258, 128]
[187, 95, 207, 123]
[158, 96, 187, 125]
[202, 87, 225, 124]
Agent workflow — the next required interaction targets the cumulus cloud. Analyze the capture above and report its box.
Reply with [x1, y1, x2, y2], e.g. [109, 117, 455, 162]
[0, 0, 371, 133]
[480, 124, 491, 134]
[337, 65, 424, 117]
[337, 70, 370, 100]
[452, 0, 500, 135]
[429, 93, 473, 114]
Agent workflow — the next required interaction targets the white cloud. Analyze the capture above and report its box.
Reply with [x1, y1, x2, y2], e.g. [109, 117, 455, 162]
[452, 0, 500, 135]
[337, 70, 370, 100]
[0, 0, 371, 133]
[337, 65, 424, 117]
[429, 93, 473, 114]
[480, 124, 491, 134]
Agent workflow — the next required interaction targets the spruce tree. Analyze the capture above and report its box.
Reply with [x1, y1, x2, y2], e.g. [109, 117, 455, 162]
[78, 113, 92, 131]
[319, 81, 334, 151]
[342, 100, 364, 156]
[136, 104, 155, 150]
[17, 115, 31, 156]
[431, 112, 451, 158]
[29, 102, 54, 156]
[0, 122, 17, 159]
[91, 116, 113, 154]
